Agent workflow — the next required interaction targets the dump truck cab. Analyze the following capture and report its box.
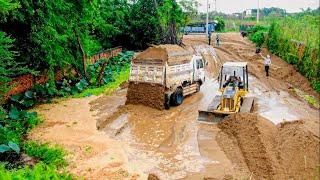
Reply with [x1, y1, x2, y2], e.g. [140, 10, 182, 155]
[191, 55, 206, 86]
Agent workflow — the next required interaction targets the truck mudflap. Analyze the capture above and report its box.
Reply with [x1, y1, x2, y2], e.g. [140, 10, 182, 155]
[164, 93, 170, 109]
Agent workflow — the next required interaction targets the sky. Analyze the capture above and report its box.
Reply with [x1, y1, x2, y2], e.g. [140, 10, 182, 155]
[197, 0, 319, 13]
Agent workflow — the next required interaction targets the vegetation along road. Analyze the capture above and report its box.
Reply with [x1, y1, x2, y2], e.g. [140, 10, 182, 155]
[0, 0, 319, 179]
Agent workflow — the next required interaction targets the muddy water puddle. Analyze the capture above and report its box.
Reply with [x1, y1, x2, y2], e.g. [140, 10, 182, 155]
[93, 73, 316, 179]
[248, 76, 318, 124]
[93, 77, 224, 179]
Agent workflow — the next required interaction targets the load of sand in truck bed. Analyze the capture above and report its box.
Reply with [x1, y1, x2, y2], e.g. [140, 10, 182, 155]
[126, 45, 193, 110]
[133, 44, 193, 65]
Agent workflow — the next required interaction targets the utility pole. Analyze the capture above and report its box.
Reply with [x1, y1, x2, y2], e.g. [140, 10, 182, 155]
[215, 0, 217, 13]
[206, 0, 209, 37]
[257, 0, 260, 23]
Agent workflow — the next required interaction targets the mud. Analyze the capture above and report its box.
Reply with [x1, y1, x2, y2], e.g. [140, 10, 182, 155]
[276, 120, 320, 179]
[126, 82, 165, 110]
[218, 113, 278, 179]
[217, 113, 320, 179]
[148, 174, 160, 180]
[184, 33, 319, 102]
[29, 33, 319, 179]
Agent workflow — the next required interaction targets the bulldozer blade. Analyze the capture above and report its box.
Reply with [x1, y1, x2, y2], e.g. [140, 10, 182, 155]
[197, 110, 226, 124]
[240, 97, 255, 113]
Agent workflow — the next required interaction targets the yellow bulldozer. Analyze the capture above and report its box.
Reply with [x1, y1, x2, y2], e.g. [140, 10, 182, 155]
[198, 62, 255, 123]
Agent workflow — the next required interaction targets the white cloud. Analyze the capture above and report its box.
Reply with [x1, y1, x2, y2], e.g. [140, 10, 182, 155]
[197, 0, 319, 13]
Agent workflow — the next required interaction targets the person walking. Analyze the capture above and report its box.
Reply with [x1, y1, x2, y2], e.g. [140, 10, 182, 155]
[216, 34, 220, 47]
[208, 32, 212, 45]
[260, 54, 271, 77]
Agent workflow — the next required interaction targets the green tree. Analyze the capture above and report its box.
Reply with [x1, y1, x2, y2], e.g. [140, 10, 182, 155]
[158, 0, 184, 44]
[0, 0, 19, 14]
[179, 0, 199, 26]
[128, 0, 162, 49]
[0, 0, 23, 102]
[214, 16, 225, 31]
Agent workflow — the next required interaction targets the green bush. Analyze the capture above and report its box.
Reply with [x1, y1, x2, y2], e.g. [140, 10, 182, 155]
[87, 51, 134, 86]
[266, 17, 319, 93]
[247, 25, 268, 34]
[0, 107, 41, 167]
[0, 108, 41, 145]
[214, 16, 225, 31]
[24, 141, 67, 167]
[249, 30, 266, 48]
[0, 142, 20, 154]
[0, 163, 72, 180]
[247, 25, 268, 48]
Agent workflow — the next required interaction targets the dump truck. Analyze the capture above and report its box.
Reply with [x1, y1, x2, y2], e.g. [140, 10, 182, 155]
[126, 45, 206, 110]
[198, 62, 255, 124]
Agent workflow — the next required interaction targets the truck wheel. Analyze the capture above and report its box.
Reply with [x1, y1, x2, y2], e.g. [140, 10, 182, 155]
[174, 89, 184, 106]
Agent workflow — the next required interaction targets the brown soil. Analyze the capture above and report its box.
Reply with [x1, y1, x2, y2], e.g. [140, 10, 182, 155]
[126, 82, 165, 110]
[148, 173, 160, 180]
[218, 113, 277, 179]
[183, 33, 319, 100]
[276, 120, 320, 179]
[119, 81, 129, 89]
[134, 44, 193, 65]
[29, 33, 319, 179]
[6, 71, 62, 99]
[217, 113, 320, 179]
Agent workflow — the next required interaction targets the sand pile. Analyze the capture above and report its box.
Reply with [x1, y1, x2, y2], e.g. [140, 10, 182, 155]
[126, 82, 165, 110]
[276, 120, 320, 179]
[217, 113, 320, 179]
[133, 44, 193, 65]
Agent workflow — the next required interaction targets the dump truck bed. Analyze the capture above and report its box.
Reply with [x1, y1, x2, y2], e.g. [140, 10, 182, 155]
[129, 59, 194, 88]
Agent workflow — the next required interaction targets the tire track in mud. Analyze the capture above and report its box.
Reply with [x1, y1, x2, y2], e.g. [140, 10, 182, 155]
[92, 66, 238, 179]
[184, 33, 320, 179]
[31, 33, 318, 179]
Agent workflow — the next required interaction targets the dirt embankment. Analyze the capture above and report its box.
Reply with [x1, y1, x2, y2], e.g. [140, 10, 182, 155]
[217, 113, 320, 179]
[219, 33, 319, 99]
[126, 82, 165, 110]
[184, 33, 319, 100]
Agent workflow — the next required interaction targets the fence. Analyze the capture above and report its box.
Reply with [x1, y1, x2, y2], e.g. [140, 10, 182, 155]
[6, 47, 122, 98]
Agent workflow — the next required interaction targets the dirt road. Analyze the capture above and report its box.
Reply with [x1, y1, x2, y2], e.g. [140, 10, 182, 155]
[30, 33, 319, 179]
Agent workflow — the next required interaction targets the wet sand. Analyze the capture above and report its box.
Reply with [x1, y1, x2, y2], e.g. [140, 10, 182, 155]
[29, 33, 319, 179]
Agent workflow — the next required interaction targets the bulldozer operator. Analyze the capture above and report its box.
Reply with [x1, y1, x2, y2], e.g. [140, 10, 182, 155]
[223, 76, 243, 89]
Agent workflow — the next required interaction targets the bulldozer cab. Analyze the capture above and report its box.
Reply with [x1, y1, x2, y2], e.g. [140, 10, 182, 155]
[218, 62, 249, 92]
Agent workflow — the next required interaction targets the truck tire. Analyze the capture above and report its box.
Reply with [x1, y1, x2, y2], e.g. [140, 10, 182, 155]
[172, 89, 184, 106]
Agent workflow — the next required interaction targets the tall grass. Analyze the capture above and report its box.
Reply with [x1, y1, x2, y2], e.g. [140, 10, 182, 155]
[277, 16, 319, 47]
[266, 15, 319, 92]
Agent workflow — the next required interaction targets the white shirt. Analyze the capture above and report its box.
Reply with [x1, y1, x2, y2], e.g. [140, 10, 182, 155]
[264, 57, 271, 66]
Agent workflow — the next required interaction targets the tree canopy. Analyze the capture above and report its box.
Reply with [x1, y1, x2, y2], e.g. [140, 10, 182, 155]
[0, 0, 194, 98]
